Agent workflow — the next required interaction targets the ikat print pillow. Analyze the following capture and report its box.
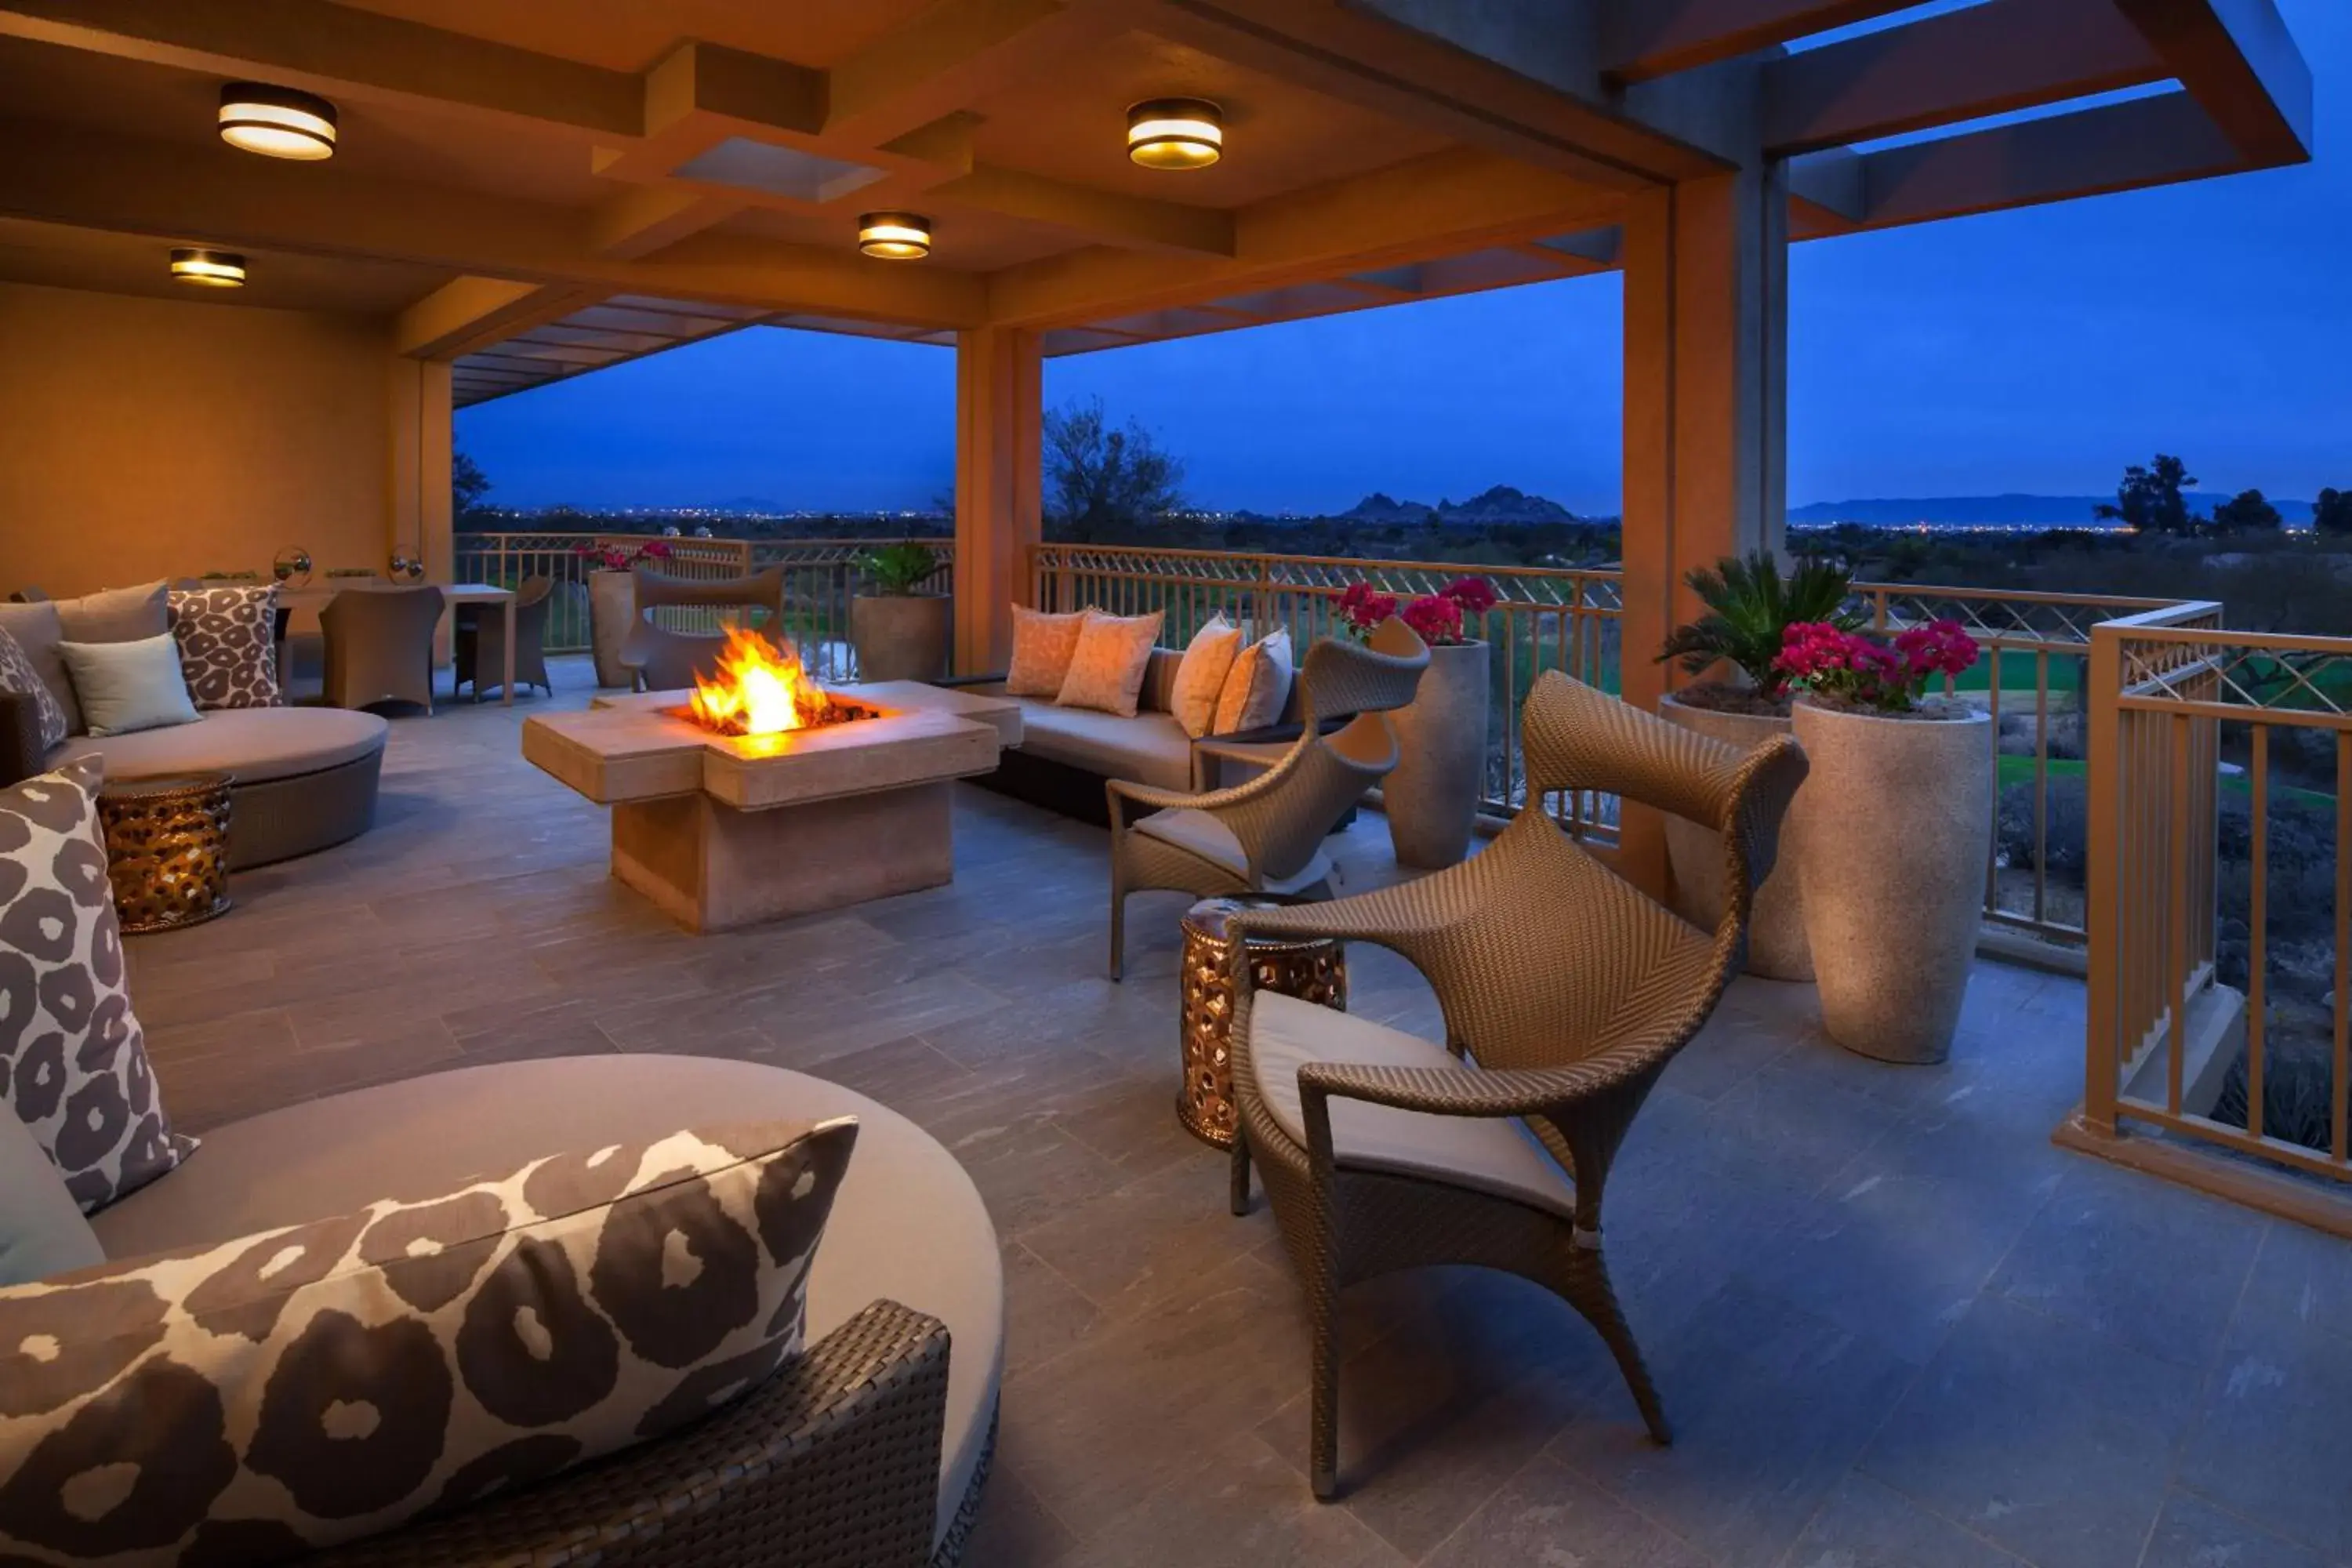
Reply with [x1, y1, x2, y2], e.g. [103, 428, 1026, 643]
[0, 1116, 858, 1566]
[168, 586, 282, 712]
[0, 758, 193, 1213]
[0, 627, 68, 753]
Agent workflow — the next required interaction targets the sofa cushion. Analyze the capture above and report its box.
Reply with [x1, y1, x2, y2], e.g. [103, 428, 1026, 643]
[1004, 605, 1086, 699]
[2, 1117, 856, 1566]
[52, 583, 168, 648]
[58, 634, 202, 739]
[1017, 700, 1195, 791]
[0, 1102, 102, 1287]
[87, 1056, 1002, 1555]
[1057, 609, 1164, 718]
[0, 628, 67, 753]
[1214, 628, 1294, 734]
[1171, 615, 1243, 738]
[57, 706, 388, 786]
[0, 603, 81, 737]
[169, 585, 282, 712]
[1134, 808, 1331, 895]
[1247, 993, 1577, 1220]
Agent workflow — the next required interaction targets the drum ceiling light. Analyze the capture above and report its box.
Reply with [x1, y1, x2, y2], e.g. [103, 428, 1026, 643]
[858, 212, 932, 260]
[169, 249, 247, 288]
[218, 82, 339, 160]
[1127, 99, 1223, 169]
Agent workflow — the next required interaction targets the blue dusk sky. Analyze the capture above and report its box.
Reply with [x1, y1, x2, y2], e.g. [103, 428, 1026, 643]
[459, 0, 2349, 518]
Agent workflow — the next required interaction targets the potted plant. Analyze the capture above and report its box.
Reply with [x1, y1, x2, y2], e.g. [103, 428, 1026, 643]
[1777, 618, 1988, 1064]
[849, 542, 949, 683]
[1654, 551, 1861, 978]
[1345, 577, 1495, 869]
[577, 539, 672, 688]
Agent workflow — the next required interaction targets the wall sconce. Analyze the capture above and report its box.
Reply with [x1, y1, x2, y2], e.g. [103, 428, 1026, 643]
[388, 552, 426, 582]
[271, 546, 313, 587]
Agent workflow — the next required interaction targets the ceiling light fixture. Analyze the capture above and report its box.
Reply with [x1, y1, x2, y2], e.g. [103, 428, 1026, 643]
[1127, 99, 1223, 169]
[218, 82, 338, 160]
[858, 212, 932, 260]
[169, 248, 247, 288]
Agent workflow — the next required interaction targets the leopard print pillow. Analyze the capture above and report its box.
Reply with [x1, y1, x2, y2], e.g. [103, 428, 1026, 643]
[167, 586, 281, 712]
[0, 627, 67, 752]
[0, 1116, 857, 1566]
[0, 758, 193, 1212]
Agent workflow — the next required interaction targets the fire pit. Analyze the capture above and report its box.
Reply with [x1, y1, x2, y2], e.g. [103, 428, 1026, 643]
[522, 630, 1018, 932]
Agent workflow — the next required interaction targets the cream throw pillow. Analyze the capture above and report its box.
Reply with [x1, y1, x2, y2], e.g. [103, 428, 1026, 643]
[1058, 609, 1165, 717]
[1170, 615, 1243, 738]
[1005, 606, 1087, 697]
[1213, 627, 1293, 735]
[58, 633, 201, 738]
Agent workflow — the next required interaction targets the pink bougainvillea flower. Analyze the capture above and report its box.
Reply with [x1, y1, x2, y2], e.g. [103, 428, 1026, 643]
[1442, 575, 1499, 615]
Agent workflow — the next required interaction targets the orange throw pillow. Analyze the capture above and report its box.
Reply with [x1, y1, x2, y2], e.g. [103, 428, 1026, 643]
[1171, 615, 1243, 738]
[1058, 609, 1166, 717]
[1005, 606, 1087, 696]
[1213, 628, 1294, 734]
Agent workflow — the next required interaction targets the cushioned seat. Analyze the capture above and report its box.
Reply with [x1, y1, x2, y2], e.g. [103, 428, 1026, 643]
[57, 705, 387, 784]
[1247, 993, 1577, 1220]
[91, 1054, 1003, 1554]
[1011, 698, 1194, 790]
[1134, 807, 1333, 895]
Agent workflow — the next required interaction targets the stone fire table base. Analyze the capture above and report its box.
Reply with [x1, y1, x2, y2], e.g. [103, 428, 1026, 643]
[522, 682, 1018, 934]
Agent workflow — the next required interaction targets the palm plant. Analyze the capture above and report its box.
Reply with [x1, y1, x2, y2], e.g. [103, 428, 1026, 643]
[858, 542, 942, 596]
[1657, 550, 1862, 700]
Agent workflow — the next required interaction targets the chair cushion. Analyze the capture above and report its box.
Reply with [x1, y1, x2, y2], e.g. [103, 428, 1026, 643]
[1171, 616, 1243, 739]
[0, 1103, 102, 1287]
[1016, 700, 1195, 791]
[57, 706, 388, 786]
[0, 627, 67, 752]
[1056, 609, 1163, 718]
[1214, 628, 1293, 734]
[0, 758, 194, 1212]
[87, 1056, 1003, 1555]
[169, 584, 282, 712]
[1004, 606, 1086, 699]
[1134, 808, 1331, 895]
[1247, 993, 1577, 1220]
[57, 634, 201, 738]
[3, 1118, 856, 1566]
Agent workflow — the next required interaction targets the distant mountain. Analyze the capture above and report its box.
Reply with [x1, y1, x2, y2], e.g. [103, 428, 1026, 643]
[1340, 485, 1581, 525]
[1791, 492, 2317, 528]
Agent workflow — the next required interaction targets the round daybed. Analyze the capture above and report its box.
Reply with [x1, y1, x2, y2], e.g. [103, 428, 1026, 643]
[52, 706, 388, 868]
[90, 1055, 1004, 1567]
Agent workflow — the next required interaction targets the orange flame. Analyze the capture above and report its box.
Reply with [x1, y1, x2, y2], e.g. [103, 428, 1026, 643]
[688, 626, 828, 737]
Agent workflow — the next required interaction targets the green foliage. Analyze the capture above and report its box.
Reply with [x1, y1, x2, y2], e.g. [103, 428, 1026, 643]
[2096, 454, 2200, 534]
[858, 541, 941, 596]
[1656, 550, 1862, 698]
[452, 449, 492, 518]
[2314, 488, 2352, 535]
[2210, 488, 2283, 533]
[1042, 397, 1185, 542]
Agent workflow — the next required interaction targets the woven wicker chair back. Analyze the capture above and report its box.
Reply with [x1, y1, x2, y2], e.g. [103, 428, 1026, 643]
[620, 567, 788, 691]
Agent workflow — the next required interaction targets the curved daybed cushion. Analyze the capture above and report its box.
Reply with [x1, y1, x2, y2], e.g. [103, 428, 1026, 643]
[1014, 700, 1195, 790]
[56, 705, 388, 784]
[88, 1054, 1004, 1554]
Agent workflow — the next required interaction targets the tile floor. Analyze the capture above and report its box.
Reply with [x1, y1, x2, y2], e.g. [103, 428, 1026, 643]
[128, 659, 2352, 1567]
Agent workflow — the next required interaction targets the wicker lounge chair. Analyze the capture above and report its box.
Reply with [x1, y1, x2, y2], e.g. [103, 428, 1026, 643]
[455, 573, 555, 700]
[321, 584, 445, 713]
[1225, 670, 1809, 1497]
[1103, 617, 1430, 980]
[620, 565, 787, 691]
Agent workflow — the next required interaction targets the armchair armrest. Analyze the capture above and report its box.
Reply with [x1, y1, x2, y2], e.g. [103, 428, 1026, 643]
[0, 691, 47, 789]
[311, 1300, 950, 1568]
[1294, 1044, 1668, 1127]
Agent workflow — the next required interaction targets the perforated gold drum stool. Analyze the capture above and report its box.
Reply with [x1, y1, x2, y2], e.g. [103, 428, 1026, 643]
[99, 773, 234, 934]
[1178, 896, 1348, 1148]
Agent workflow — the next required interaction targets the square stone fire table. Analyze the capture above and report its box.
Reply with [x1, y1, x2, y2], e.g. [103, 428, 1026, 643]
[523, 681, 1021, 933]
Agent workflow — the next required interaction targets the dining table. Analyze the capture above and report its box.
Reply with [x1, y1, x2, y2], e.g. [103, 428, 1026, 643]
[278, 580, 520, 706]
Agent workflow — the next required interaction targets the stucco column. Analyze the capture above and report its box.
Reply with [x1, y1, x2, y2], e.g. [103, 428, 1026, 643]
[954, 325, 1043, 675]
[387, 352, 455, 657]
[1617, 164, 1789, 896]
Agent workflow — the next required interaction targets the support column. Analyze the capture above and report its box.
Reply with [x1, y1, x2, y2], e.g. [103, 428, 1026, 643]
[387, 354, 453, 581]
[953, 326, 1043, 674]
[1618, 162, 1789, 895]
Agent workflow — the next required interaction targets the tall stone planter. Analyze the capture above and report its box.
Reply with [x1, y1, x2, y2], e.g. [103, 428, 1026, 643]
[1789, 700, 1993, 1064]
[588, 570, 635, 688]
[1659, 692, 1812, 981]
[851, 593, 951, 683]
[1386, 639, 1488, 869]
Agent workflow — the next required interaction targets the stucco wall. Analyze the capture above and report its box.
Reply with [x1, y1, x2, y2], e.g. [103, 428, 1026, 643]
[0, 281, 394, 599]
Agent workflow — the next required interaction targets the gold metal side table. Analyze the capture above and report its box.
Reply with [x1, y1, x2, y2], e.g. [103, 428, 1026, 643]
[1178, 896, 1348, 1149]
[99, 773, 234, 934]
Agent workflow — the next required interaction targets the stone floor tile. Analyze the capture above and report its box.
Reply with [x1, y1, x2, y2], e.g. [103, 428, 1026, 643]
[1017, 1155, 1278, 1324]
[1778, 1474, 2028, 1568]
[1055, 1435, 1409, 1568]
[2140, 1492, 2331, 1568]
[1419, 1453, 1711, 1568]
[2175, 1311, 2352, 1561]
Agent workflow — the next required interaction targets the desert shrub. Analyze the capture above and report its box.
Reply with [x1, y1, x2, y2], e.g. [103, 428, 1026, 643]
[1998, 775, 2088, 882]
[2212, 1044, 2336, 1153]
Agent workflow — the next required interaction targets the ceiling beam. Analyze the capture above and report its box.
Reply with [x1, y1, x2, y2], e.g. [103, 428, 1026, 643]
[1853, 89, 2245, 230]
[0, 0, 641, 137]
[1600, 0, 1925, 83]
[825, 0, 1140, 147]
[0, 119, 988, 327]
[589, 186, 747, 260]
[927, 165, 1236, 256]
[987, 147, 1623, 327]
[2107, 0, 2313, 165]
[1762, 0, 2169, 156]
[396, 277, 609, 359]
